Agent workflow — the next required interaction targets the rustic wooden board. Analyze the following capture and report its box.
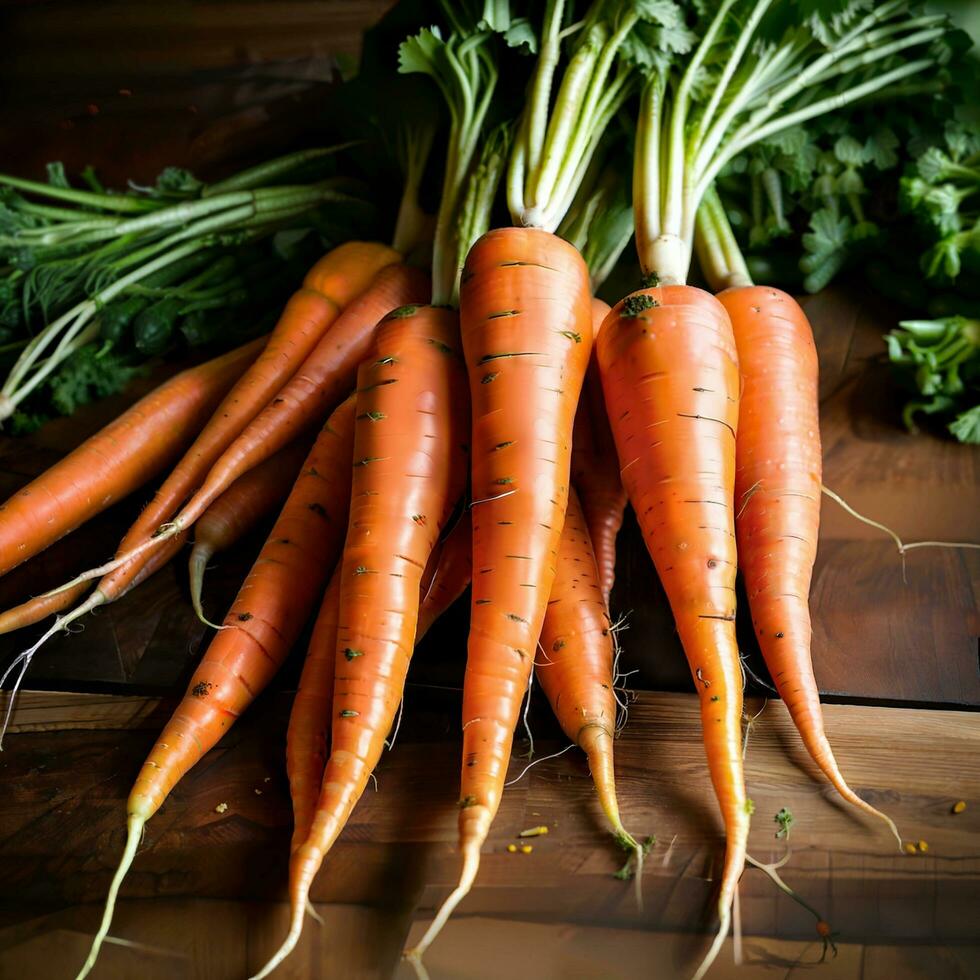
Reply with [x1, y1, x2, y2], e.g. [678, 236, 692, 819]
[2, 902, 978, 980]
[1, 690, 977, 951]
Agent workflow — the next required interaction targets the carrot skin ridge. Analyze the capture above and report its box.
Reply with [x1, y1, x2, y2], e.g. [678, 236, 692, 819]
[284, 304, 469, 952]
[0, 337, 262, 579]
[596, 284, 749, 923]
[537, 486, 633, 846]
[128, 395, 356, 821]
[571, 297, 627, 606]
[718, 285, 900, 844]
[189, 438, 312, 624]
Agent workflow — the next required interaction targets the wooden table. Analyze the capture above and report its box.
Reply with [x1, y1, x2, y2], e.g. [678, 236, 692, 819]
[1, 3, 979, 978]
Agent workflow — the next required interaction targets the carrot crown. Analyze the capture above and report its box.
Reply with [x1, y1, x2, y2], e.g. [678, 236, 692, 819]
[633, 0, 954, 286]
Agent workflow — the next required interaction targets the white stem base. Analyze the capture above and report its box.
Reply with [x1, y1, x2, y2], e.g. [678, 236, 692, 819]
[643, 233, 691, 286]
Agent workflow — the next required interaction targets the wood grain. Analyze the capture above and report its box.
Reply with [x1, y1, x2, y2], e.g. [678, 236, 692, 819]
[1, 690, 977, 948]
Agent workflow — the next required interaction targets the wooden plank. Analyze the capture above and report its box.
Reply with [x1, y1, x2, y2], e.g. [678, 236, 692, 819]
[0, 899, 412, 980]
[0, 691, 976, 947]
[5, 691, 169, 733]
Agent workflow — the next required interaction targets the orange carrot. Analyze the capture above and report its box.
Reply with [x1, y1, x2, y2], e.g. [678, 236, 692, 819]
[256, 304, 469, 977]
[596, 285, 748, 958]
[537, 487, 636, 852]
[287, 566, 342, 853]
[416, 512, 472, 642]
[571, 297, 627, 606]
[188, 439, 311, 626]
[717, 285, 900, 846]
[75, 395, 357, 979]
[0, 337, 262, 578]
[286, 525, 464, 855]
[406, 229, 593, 960]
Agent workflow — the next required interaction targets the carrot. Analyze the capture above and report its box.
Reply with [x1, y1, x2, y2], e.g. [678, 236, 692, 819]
[692, 186, 901, 848]
[56, 261, 426, 596]
[537, 487, 636, 852]
[188, 439, 311, 626]
[287, 566, 342, 852]
[403, 0, 641, 957]
[416, 512, 472, 642]
[571, 297, 627, 606]
[75, 395, 357, 980]
[404, 228, 594, 962]
[597, 285, 748, 971]
[286, 524, 465, 855]
[0, 337, 262, 578]
[254, 303, 469, 978]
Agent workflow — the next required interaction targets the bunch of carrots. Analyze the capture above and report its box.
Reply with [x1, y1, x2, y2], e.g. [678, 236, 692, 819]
[1, 1, 972, 977]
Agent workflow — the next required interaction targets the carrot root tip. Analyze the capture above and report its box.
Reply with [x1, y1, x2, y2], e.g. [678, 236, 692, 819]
[74, 814, 144, 980]
[403, 837, 483, 962]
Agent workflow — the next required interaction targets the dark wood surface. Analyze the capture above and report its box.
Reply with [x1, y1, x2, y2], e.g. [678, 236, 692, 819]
[1, 690, 978, 978]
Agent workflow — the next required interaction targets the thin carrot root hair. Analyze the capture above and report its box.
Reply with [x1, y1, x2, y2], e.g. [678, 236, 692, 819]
[40, 524, 181, 600]
[0, 590, 105, 746]
[821, 484, 980, 584]
[692, 906, 732, 980]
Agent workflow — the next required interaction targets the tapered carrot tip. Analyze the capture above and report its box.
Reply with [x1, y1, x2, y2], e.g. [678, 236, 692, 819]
[403, 837, 483, 964]
[692, 907, 731, 980]
[188, 543, 222, 629]
[250, 849, 319, 979]
[75, 814, 145, 980]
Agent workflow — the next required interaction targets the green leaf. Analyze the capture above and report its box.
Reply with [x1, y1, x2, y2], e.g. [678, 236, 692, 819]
[865, 127, 899, 170]
[833, 135, 868, 168]
[949, 404, 980, 443]
[48, 344, 140, 416]
[155, 166, 203, 196]
[398, 26, 446, 78]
